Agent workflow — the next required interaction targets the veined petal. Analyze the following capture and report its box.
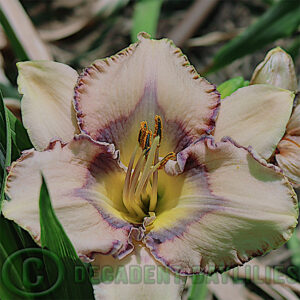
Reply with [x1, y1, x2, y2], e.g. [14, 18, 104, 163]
[74, 33, 219, 164]
[276, 136, 300, 188]
[92, 244, 186, 300]
[18, 61, 80, 150]
[2, 135, 136, 258]
[250, 47, 298, 91]
[145, 137, 298, 275]
[214, 85, 294, 160]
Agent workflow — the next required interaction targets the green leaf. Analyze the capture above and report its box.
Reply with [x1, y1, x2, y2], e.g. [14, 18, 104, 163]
[39, 176, 95, 299]
[0, 214, 49, 300]
[0, 84, 20, 99]
[0, 91, 11, 208]
[131, 0, 163, 42]
[207, 0, 300, 73]
[217, 77, 249, 99]
[0, 91, 32, 166]
[188, 274, 207, 300]
[7, 109, 32, 160]
[0, 215, 38, 300]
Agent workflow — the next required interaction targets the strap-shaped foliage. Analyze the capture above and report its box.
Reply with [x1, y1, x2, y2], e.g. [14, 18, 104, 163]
[39, 176, 95, 300]
[208, 0, 300, 73]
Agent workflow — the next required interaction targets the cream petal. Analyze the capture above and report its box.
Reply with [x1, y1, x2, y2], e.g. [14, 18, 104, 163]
[214, 85, 294, 159]
[2, 135, 136, 258]
[276, 136, 300, 188]
[18, 61, 80, 150]
[92, 244, 186, 300]
[74, 33, 219, 164]
[287, 104, 300, 136]
[250, 47, 298, 91]
[144, 137, 298, 275]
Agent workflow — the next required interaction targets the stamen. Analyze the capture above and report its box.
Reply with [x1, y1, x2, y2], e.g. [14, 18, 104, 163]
[135, 136, 159, 199]
[130, 199, 147, 217]
[153, 115, 163, 144]
[138, 130, 142, 145]
[159, 152, 176, 169]
[128, 149, 148, 215]
[122, 115, 177, 222]
[122, 145, 138, 215]
[123, 148, 148, 218]
[138, 121, 149, 149]
[129, 150, 147, 197]
[149, 147, 159, 211]
[144, 130, 152, 150]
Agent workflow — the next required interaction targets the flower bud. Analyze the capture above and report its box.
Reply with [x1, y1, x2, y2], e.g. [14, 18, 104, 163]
[250, 47, 297, 91]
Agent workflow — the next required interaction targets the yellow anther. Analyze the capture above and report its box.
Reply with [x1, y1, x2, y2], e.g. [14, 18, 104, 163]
[138, 121, 148, 148]
[141, 121, 148, 130]
[153, 115, 163, 144]
[143, 130, 152, 150]
[159, 152, 176, 169]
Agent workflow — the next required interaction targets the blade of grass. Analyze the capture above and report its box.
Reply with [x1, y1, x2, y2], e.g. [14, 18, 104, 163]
[0, 0, 52, 61]
[206, 0, 300, 73]
[131, 0, 163, 42]
[39, 175, 95, 299]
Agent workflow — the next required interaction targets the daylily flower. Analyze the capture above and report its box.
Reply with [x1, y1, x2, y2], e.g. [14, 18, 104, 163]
[250, 47, 300, 188]
[2, 33, 298, 300]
